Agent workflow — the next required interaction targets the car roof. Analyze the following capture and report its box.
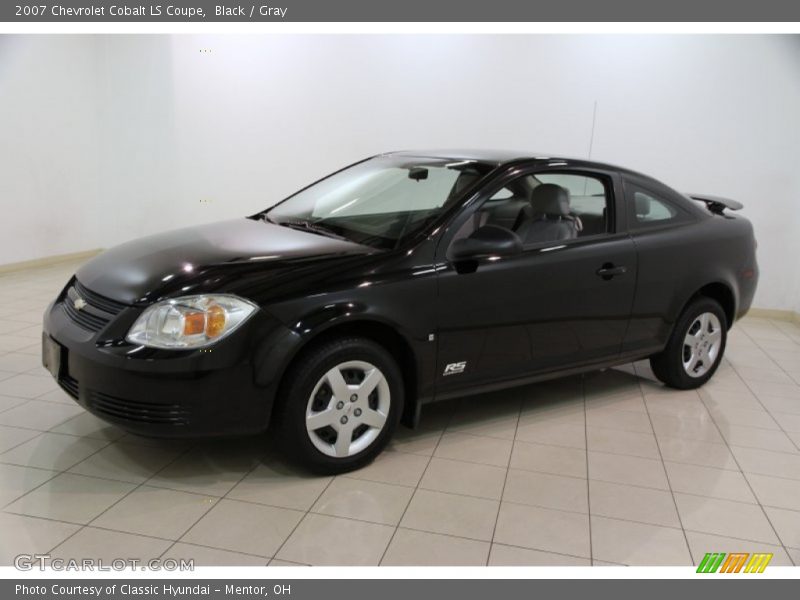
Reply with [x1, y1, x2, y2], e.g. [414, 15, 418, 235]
[384, 149, 647, 176]
[383, 149, 705, 216]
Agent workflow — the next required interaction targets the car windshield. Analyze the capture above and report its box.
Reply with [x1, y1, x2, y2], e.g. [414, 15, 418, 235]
[264, 156, 495, 250]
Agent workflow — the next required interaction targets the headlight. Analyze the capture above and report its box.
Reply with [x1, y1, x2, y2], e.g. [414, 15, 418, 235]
[126, 295, 257, 349]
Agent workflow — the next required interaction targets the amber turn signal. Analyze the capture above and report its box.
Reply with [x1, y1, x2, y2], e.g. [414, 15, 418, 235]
[183, 311, 206, 336]
[205, 304, 227, 338]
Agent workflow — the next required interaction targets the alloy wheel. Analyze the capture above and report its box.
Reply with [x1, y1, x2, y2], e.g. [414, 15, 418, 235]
[682, 312, 723, 378]
[305, 360, 391, 458]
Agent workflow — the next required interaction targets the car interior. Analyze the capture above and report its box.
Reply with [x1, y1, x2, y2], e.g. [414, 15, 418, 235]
[451, 172, 610, 247]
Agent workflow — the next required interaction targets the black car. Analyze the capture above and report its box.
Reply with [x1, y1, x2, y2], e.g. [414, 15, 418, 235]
[42, 150, 759, 472]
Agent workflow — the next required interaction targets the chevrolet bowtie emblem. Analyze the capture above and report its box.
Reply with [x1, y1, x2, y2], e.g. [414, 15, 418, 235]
[73, 297, 88, 311]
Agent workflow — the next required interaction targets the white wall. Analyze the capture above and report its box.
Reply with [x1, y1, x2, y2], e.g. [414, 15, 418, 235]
[1, 35, 799, 310]
[0, 36, 105, 262]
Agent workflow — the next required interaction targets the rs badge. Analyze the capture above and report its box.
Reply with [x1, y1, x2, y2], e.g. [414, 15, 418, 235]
[443, 361, 467, 376]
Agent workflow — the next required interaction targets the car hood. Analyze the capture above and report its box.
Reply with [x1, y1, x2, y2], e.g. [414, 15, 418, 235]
[75, 218, 373, 305]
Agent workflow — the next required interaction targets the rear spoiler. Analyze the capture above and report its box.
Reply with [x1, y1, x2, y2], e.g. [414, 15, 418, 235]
[687, 193, 743, 215]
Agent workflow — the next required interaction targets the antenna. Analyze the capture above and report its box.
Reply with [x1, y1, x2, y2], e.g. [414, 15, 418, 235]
[587, 100, 598, 159]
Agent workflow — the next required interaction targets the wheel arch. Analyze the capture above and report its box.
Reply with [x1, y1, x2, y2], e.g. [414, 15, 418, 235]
[685, 281, 737, 330]
[272, 316, 420, 428]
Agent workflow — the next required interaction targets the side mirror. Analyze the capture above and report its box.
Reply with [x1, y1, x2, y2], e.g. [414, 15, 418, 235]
[450, 225, 523, 261]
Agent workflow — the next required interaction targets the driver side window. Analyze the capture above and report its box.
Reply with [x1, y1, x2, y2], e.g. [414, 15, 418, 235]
[452, 171, 613, 248]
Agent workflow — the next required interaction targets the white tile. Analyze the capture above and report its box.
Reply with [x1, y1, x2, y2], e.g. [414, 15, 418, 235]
[763, 506, 800, 549]
[5, 473, 135, 524]
[675, 493, 779, 544]
[1, 432, 109, 471]
[488, 543, 590, 566]
[0, 425, 40, 453]
[684, 531, 794, 567]
[400, 489, 499, 541]
[0, 375, 58, 399]
[707, 405, 780, 430]
[722, 424, 797, 453]
[434, 432, 512, 467]
[770, 412, 800, 433]
[731, 446, 800, 480]
[0, 462, 57, 506]
[419, 457, 506, 500]
[0, 513, 79, 566]
[0, 400, 83, 430]
[585, 407, 653, 433]
[35, 388, 76, 405]
[347, 450, 429, 487]
[92, 486, 218, 540]
[591, 516, 691, 566]
[747, 473, 800, 511]
[587, 427, 660, 459]
[657, 436, 738, 470]
[515, 420, 586, 450]
[165, 542, 268, 566]
[510, 440, 587, 478]
[227, 461, 332, 510]
[0, 395, 29, 413]
[277, 513, 393, 566]
[589, 480, 680, 527]
[650, 412, 724, 443]
[182, 498, 303, 557]
[664, 461, 756, 503]
[68, 440, 184, 484]
[382, 528, 490, 566]
[588, 451, 669, 490]
[50, 412, 126, 441]
[146, 440, 263, 496]
[494, 502, 590, 558]
[312, 477, 413, 525]
[503, 469, 588, 513]
[51, 527, 172, 561]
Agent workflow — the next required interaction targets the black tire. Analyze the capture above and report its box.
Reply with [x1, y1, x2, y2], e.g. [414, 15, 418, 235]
[273, 337, 403, 474]
[650, 296, 727, 390]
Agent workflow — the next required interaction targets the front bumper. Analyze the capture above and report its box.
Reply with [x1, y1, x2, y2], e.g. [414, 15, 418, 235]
[42, 285, 297, 438]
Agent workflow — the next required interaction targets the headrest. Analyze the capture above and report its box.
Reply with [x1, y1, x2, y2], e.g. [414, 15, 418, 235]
[530, 184, 570, 217]
[635, 193, 651, 216]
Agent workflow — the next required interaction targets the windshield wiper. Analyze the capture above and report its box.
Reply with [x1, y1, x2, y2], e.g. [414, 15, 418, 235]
[272, 217, 350, 242]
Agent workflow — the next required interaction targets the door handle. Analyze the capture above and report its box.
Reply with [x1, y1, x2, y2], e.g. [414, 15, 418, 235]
[596, 263, 627, 280]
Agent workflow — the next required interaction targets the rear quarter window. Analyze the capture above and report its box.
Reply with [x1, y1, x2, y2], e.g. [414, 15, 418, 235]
[626, 183, 692, 230]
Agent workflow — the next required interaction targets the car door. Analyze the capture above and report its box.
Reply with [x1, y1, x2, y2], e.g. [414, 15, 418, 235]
[433, 166, 638, 394]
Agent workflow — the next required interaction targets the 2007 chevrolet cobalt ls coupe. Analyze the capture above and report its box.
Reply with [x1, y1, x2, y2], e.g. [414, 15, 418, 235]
[42, 150, 758, 472]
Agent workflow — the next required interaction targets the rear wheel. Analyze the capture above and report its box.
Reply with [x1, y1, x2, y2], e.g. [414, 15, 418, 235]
[274, 337, 403, 474]
[650, 297, 727, 389]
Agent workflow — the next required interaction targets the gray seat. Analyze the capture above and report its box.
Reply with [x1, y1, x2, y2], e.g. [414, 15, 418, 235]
[485, 197, 529, 230]
[516, 183, 579, 244]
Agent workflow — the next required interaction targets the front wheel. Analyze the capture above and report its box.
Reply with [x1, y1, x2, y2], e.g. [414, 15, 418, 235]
[274, 337, 403, 474]
[650, 297, 727, 390]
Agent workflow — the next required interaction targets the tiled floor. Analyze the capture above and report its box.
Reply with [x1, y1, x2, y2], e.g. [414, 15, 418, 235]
[1, 259, 800, 566]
